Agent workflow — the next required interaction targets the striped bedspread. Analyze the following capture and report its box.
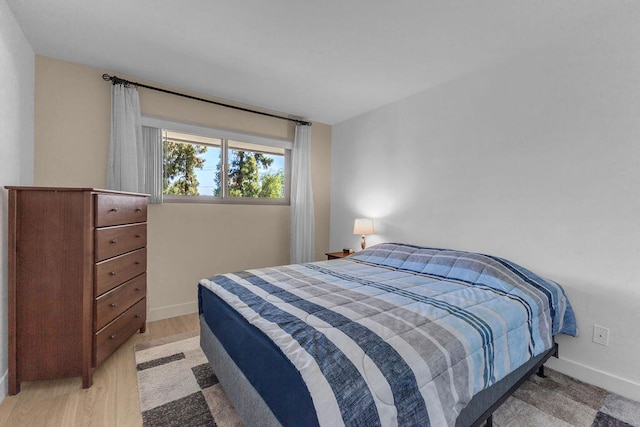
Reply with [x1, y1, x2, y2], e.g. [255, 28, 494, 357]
[199, 243, 577, 426]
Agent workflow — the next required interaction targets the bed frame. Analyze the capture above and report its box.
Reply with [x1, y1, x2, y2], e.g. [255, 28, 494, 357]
[200, 315, 558, 427]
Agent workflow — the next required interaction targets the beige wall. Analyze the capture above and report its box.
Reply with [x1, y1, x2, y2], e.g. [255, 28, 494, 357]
[35, 56, 331, 321]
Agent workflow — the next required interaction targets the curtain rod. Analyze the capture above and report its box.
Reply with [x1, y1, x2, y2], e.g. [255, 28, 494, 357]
[101, 74, 312, 127]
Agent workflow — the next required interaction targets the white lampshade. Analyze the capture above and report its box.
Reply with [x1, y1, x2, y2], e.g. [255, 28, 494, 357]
[353, 218, 375, 235]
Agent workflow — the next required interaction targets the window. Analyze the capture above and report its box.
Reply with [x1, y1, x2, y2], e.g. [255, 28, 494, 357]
[158, 124, 291, 204]
[163, 131, 222, 197]
[226, 140, 287, 199]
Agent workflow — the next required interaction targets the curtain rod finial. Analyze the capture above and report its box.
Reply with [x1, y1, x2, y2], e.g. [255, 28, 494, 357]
[102, 74, 112, 81]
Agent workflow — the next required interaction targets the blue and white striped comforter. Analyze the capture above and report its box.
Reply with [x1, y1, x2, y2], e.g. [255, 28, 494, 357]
[199, 243, 577, 426]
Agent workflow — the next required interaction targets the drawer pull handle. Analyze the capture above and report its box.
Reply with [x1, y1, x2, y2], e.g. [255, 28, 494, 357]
[110, 334, 117, 339]
[134, 287, 140, 291]
[110, 271, 117, 276]
[134, 314, 141, 318]
[110, 303, 117, 308]
[136, 234, 142, 238]
[135, 208, 143, 212]
[110, 207, 119, 212]
[111, 239, 118, 244]
[135, 261, 141, 265]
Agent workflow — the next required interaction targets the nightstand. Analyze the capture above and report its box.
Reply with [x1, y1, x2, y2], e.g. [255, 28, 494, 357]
[325, 251, 352, 260]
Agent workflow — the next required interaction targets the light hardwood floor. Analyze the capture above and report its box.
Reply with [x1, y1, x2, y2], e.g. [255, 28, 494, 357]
[0, 313, 200, 427]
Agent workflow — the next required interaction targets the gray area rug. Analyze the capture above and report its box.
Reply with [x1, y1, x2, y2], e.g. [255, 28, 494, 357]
[135, 334, 639, 426]
[135, 331, 242, 427]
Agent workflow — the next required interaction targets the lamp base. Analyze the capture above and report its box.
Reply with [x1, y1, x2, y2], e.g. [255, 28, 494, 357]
[361, 235, 366, 250]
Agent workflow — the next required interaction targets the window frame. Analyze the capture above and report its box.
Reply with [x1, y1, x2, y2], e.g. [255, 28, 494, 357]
[142, 115, 292, 205]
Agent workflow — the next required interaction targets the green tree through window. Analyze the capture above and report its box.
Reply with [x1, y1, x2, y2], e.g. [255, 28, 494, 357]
[163, 140, 208, 195]
[215, 150, 283, 198]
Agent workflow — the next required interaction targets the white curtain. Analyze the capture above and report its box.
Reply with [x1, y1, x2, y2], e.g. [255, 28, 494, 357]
[141, 126, 163, 203]
[107, 84, 144, 193]
[290, 124, 315, 263]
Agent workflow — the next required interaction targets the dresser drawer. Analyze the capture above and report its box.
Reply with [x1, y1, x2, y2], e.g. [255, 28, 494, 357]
[95, 194, 147, 227]
[94, 298, 146, 367]
[95, 223, 147, 262]
[95, 248, 147, 296]
[95, 273, 146, 330]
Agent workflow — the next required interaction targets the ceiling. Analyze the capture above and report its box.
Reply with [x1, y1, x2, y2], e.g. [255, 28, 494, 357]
[6, 0, 614, 125]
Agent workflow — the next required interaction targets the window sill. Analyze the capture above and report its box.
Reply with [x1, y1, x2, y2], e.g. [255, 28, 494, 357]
[162, 195, 290, 206]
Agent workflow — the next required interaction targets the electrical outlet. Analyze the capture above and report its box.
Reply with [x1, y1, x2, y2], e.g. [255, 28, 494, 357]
[593, 325, 609, 346]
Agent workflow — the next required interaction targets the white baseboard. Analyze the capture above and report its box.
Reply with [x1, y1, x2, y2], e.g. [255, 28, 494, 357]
[147, 301, 198, 322]
[547, 356, 640, 401]
[0, 369, 7, 404]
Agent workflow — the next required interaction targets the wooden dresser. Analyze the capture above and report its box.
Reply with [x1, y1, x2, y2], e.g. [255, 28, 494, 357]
[6, 187, 149, 394]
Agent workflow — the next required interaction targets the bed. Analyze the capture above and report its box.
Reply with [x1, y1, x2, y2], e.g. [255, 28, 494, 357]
[198, 243, 577, 426]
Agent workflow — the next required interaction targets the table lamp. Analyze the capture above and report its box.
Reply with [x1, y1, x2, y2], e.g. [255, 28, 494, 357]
[353, 218, 375, 250]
